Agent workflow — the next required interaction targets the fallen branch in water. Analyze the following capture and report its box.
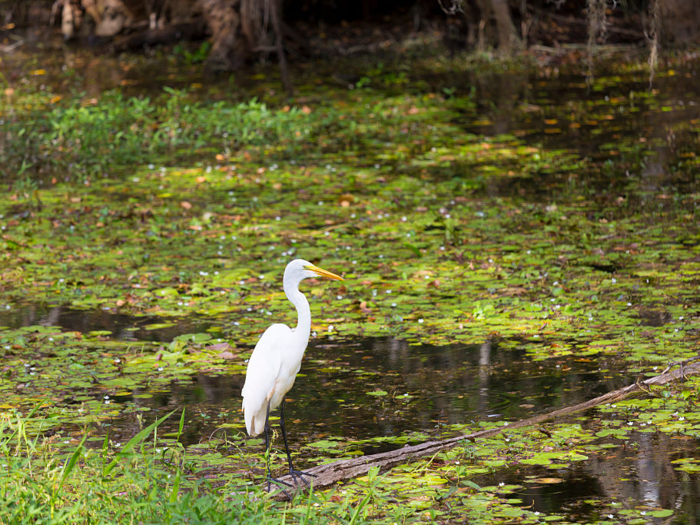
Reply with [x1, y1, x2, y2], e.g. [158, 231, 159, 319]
[0, 38, 24, 53]
[270, 357, 700, 498]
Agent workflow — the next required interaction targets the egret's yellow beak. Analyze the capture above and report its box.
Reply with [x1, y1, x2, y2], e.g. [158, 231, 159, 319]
[306, 264, 344, 281]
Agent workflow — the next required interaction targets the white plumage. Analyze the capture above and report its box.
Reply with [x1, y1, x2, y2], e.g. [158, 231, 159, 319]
[241, 259, 343, 438]
[242, 323, 297, 436]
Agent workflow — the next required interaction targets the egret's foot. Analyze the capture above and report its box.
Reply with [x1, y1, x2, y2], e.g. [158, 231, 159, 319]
[289, 469, 317, 488]
[266, 476, 293, 498]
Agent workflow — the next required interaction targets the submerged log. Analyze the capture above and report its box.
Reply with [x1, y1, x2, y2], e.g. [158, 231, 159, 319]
[269, 358, 700, 498]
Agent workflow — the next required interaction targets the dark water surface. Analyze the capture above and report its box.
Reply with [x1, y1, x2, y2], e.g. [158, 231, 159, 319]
[0, 303, 631, 443]
[0, 302, 217, 342]
[119, 337, 629, 443]
[499, 430, 700, 523]
[5, 303, 699, 522]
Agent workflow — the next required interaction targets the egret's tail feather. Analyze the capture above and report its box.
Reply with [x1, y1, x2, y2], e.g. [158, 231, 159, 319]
[243, 398, 268, 436]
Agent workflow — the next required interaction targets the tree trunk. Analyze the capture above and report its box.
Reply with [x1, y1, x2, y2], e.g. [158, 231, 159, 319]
[473, 0, 493, 51]
[269, 0, 292, 94]
[472, 0, 520, 52]
[199, 0, 268, 72]
[93, 0, 134, 37]
[490, 0, 521, 50]
[199, 0, 244, 71]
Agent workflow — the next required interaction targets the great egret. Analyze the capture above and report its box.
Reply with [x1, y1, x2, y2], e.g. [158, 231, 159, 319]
[241, 259, 344, 489]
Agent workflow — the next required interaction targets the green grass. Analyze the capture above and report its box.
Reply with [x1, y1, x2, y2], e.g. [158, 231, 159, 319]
[0, 407, 284, 524]
[0, 407, 452, 524]
[2, 88, 323, 181]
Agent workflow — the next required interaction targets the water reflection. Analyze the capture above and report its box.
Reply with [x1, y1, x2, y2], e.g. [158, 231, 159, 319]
[459, 67, 700, 158]
[0, 303, 217, 342]
[0, 303, 635, 446]
[442, 65, 700, 210]
[99, 335, 633, 449]
[503, 430, 700, 523]
[0, 305, 633, 442]
[102, 331, 700, 521]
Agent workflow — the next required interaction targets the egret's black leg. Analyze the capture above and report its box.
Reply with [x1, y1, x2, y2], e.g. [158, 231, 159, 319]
[279, 400, 317, 487]
[264, 401, 272, 488]
[262, 401, 292, 496]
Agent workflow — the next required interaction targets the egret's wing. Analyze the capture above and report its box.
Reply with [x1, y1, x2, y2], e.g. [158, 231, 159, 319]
[241, 324, 291, 436]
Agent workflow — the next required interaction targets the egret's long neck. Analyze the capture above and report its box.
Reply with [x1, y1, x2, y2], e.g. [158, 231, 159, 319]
[284, 277, 311, 346]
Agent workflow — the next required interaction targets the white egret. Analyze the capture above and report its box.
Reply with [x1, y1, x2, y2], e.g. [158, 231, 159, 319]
[241, 259, 344, 489]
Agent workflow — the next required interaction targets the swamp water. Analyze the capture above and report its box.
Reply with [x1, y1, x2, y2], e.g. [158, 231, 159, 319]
[2, 41, 700, 522]
[0, 304, 631, 444]
[3, 304, 698, 523]
[507, 430, 700, 522]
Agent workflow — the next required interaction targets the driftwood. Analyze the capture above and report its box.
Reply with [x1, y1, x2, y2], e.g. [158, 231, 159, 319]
[538, 11, 645, 39]
[270, 358, 700, 498]
[0, 38, 24, 54]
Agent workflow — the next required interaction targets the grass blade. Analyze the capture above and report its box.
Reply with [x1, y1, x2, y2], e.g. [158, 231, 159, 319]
[50, 432, 88, 511]
[177, 407, 186, 442]
[103, 408, 177, 476]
